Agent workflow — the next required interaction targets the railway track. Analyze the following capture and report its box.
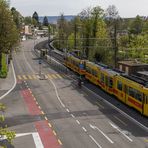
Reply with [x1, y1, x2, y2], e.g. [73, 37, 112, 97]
[34, 39, 148, 132]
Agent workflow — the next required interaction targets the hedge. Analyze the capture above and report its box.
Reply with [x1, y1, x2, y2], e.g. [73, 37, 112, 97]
[0, 54, 8, 78]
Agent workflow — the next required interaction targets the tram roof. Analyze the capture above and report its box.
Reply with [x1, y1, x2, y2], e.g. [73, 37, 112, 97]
[121, 74, 148, 88]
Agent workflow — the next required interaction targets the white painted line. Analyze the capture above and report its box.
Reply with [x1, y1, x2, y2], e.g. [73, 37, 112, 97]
[0, 62, 17, 100]
[66, 108, 70, 112]
[45, 117, 48, 121]
[71, 114, 75, 118]
[90, 124, 114, 144]
[83, 86, 148, 132]
[16, 132, 44, 148]
[109, 122, 133, 142]
[32, 133, 44, 148]
[89, 135, 102, 148]
[49, 79, 65, 108]
[76, 120, 80, 125]
[16, 132, 33, 138]
[82, 127, 87, 132]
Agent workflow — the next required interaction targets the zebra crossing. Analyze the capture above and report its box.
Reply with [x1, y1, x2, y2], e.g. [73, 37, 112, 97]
[17, 73, 64, 80]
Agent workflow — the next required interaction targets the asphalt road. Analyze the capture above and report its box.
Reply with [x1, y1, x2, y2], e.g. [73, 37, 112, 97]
[1, 38, 148, 148]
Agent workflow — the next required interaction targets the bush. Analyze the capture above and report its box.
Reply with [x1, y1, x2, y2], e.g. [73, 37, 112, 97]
[0, 54, 8, 78]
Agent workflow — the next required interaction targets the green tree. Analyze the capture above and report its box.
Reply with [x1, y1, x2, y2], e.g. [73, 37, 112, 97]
[130, 15, 143, 35]
[32, 11, 39, 25]
[0, 0, 19, 68]
[11, 7, 23, 30]
[24, 16, 32, 25]
[106, 5, 120, 67]
[43, 16, 49, 26]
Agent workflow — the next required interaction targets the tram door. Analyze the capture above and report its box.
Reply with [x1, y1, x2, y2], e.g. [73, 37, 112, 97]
[143, 95, 148, 116]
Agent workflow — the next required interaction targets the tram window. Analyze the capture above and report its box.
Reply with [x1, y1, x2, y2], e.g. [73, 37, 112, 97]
[128, 87, 135, 98]
[109, 78, 113, 88]
[92, 70, 97, 77]
[117, 81, 122, 91]
[86, 66, 91, 73]
[145, 95, 148, 104]
[100, 73, 104, 83]
[135, 91, 142, 102]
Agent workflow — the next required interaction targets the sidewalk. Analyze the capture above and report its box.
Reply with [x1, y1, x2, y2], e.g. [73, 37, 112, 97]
[0, 62, 15, 97]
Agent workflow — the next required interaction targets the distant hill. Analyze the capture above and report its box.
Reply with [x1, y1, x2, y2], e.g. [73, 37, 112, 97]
[39, 15, 75, 24]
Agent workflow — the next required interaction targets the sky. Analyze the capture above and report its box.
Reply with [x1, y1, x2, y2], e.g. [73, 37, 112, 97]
[11, 0, 148, 18]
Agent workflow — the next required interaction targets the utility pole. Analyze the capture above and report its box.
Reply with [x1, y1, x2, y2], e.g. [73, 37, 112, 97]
[114, 20, 118, 68]
[74, 23, 77, 49]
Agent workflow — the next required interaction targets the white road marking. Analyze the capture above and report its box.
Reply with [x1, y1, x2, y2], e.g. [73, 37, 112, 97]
[66, 108, 70, 112]
[82, 127, 87, 132]
[32, 133, 44, 148]
[0, 62, 17, 100]
[90, 124, 114, 144]
[83, 86, 148, 132]
[49, 79, 65, 108]
[89, 135, 102, 148]
[71, 114, 75, 118]
[16, 132, 44, 148]
[76, 120, 80, 125]
[109, 122, 133, 142]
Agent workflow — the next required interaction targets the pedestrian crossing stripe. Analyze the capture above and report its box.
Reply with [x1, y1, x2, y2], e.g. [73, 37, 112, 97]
[32, 75, 37, 79]
[56, 74, 62, 79]
[28, 75, 32, 80]
[22, 75, 27, 80]
[51, 74, 57, 79]
[47, 74, 52, 79]
[17, 74, 64, 80]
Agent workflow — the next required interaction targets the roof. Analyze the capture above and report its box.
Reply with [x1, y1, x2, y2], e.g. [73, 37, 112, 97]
[137, 71, 148, 76]
[118, 60, 148, 66]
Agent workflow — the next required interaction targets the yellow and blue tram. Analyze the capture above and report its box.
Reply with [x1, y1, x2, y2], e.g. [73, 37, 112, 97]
[64, 54, 148, 116]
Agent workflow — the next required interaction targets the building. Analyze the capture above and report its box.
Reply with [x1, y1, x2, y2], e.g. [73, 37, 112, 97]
[118, 60, 148, 75]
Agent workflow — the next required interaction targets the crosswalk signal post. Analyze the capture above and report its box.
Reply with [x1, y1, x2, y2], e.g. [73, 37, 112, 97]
[39, 59, 42, 77]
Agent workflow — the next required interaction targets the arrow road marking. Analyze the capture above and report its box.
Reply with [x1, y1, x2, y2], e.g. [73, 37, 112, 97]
[109, 122, 133, 142]
[90, 124, 114, 144]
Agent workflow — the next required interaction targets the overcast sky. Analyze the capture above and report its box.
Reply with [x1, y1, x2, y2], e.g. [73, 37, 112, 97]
[11, 0, 148, 17]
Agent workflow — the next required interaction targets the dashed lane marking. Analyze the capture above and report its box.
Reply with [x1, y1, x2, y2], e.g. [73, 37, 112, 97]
[41, 111, 45, 115]
[82, 127, 87, 132]
[45, 117, 48, 121]
[71, 114, 75, 118]
[58, 139, 62, 145]
[53, 130, 57, 136]
[48, 123, 52, 128]
[66, 109, 70, 112]
[76, 120, 80, 125]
